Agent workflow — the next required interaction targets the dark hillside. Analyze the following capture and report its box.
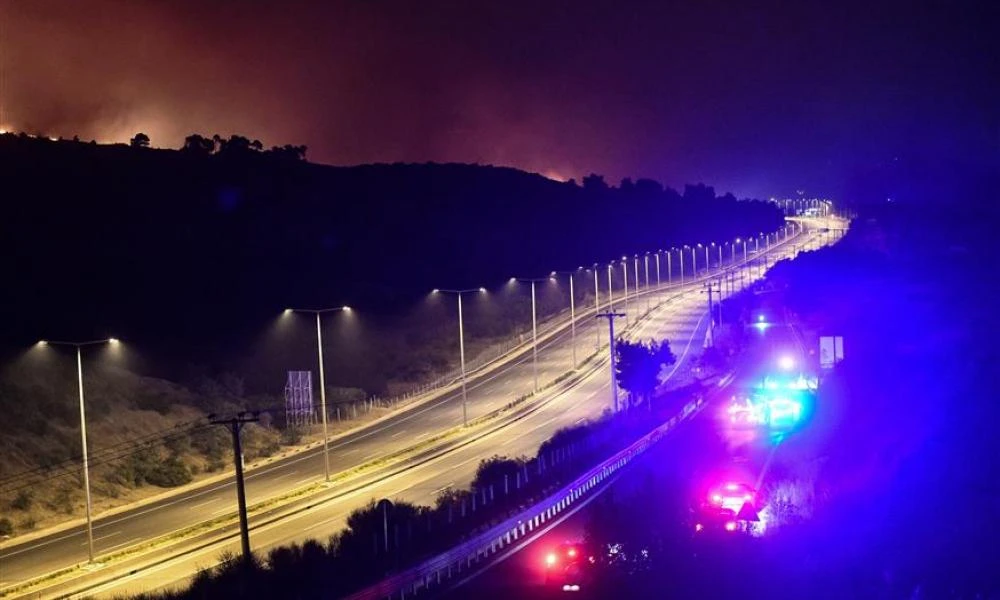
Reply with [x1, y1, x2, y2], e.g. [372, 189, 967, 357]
[0, 133, 783, 390]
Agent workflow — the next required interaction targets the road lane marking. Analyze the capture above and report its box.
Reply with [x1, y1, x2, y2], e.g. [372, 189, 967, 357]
[271, 471, 297, 481]
[432, 483, 454, 495]
[82, 530, 121, 546]
[303, 516, 341, 532]
[189, 498, 221, 510]
[102, 537, 141, 553]
[390, 429, 407, 439]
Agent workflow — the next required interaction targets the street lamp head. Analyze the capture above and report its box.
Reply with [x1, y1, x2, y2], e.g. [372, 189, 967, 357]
[37, 340, 48, 346]
[478, 287, 487, 293]
[431, 288, 440, 294]
[108, 337, 120, 345]
[342, 306, 351, 312]
[550, 271, 557, 277]
[283, 308, 293, 315]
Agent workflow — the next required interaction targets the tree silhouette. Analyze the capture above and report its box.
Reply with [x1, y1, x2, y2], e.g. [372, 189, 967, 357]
[182, 134, 215, 155]
[130, 132, 150, 148]
[222, 135, 252, 155]
[582, 173, 609, 191]
[268, 144, 308, 161]
[615, 339, 677, 408]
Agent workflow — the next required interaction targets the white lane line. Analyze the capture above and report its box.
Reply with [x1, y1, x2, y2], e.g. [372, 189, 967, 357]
[188, 497, 222, 510]
[390, 429, 407, 439]
[102, 537, 141, 553]
[82, 530, 121, 546]
[432, 482, 454, 495]
[303, 516, 341, 533]
[270, 470, 297, 481]
[294, 477, 315, 487]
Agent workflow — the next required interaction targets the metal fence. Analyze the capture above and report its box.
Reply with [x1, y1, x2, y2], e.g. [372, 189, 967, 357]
[343, 398, 704, 600]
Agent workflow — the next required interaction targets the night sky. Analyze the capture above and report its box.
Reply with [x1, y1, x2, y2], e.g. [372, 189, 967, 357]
[2, 0, 996, 200]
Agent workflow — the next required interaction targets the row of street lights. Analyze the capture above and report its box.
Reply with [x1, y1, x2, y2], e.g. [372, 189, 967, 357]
[38, 222, 803, 564]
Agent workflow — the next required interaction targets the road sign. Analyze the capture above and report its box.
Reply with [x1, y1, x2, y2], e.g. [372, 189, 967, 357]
[819, 335, 844, 369]
[284, 370, 314, 427]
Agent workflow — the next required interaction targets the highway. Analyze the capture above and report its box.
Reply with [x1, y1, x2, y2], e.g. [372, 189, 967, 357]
[446, 361, 798, 599]
[0, 218, 837, 598]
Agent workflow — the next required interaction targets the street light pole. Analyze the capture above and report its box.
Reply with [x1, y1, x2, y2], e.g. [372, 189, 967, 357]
[38, 338, 118, 563]
[75, 346, 95, 563]
[432, 289, 484, 426]
[511, 278, 550, 393]
[593, 266, 601, 348]
[531, 281, 538, 391]
[654, 252, 661, 290]
[643, 254, 650, 313]
[552, 270, 578, 368]
[314, 312, 329, 480]
[286, 306, 351, 481]
[622, 260, 629, 321]
[679, 248, 685, 284]
[458, 293, 467, 423]
[607, 264, 614, 310]
[667, 250, 673, 285]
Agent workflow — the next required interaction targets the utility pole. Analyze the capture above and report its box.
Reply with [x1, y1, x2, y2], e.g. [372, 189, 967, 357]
[596, 312, 626, 412]
[210, 411, 261, 563]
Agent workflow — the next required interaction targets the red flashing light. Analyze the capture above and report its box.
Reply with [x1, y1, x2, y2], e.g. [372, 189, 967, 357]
[545, 552, 557, 567]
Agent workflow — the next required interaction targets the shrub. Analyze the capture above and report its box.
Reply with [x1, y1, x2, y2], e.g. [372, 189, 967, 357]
[0, 517, 13, 536]
[145, 456, 193, 488]
[11, 489, 33, 511]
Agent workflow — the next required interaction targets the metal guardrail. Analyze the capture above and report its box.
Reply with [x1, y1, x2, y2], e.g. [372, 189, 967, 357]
[343, 398, 705, 600]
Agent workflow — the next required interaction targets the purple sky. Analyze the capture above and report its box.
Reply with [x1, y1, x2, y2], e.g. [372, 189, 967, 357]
[2, 0, 996, 198]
